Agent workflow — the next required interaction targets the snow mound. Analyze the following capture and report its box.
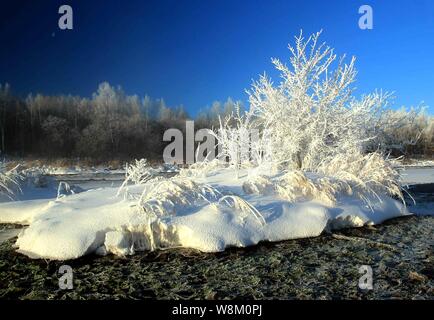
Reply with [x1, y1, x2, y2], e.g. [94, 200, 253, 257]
[0, 166, 410, 260]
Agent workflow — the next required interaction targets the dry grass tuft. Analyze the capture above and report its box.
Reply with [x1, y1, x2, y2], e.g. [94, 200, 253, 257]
[0, 161, 22, 199]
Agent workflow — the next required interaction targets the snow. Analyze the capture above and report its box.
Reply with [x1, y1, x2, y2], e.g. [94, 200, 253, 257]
[0, 166, 412, 260]
[0, 228, 22, 245]
[399, 167, 434, 185]
[401, 159, 434, 168]
[32, 163, 179, 176]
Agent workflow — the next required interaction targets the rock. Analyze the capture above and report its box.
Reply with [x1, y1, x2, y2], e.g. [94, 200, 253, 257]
[56, 181, 84, 198]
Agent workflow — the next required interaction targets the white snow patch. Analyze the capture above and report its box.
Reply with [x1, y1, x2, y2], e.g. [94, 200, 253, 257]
[0, 167, 412, 260]
[399, 167, 434, 185]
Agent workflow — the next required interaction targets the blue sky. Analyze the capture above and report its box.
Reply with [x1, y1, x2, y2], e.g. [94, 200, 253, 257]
[1, 0, 433, 115]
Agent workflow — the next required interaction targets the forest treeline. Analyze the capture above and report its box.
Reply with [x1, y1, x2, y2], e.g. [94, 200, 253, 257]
[0, 82, 240, 162]
[0, 82, 433, 162]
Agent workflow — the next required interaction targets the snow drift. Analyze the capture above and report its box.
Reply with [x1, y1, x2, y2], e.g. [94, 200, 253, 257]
[0, 164, 410, 260]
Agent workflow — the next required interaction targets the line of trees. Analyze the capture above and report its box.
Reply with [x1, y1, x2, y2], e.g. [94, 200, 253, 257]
[0, 82, 432, 163]
[0, 82, 239, 161]
[370, 107, 434, 157]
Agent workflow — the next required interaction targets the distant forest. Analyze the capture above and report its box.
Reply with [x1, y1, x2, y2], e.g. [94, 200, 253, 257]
[0, 82, 240, 162]
[0, 82, 433, 163]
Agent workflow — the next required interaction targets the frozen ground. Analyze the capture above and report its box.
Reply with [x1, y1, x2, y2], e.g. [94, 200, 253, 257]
[0, 214, 432, 299]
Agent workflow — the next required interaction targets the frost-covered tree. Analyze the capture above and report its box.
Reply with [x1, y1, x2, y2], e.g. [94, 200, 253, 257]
[244, 31, 413, 170]
[222, 32, 428, 171]
[370, 106, 433, 156]
[41, 115, 69, 150]
[210, 31, 425, 202]
[196, 98, 242, 128]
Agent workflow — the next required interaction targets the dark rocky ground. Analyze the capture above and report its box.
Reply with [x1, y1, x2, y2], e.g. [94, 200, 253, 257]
[0, 213, 432, 300]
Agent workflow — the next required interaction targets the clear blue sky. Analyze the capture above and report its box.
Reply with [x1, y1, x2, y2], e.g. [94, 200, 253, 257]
[1, 0, 433, 115]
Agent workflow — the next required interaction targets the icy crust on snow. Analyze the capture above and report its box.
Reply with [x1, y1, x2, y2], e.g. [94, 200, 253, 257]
[0, 167, 410, 260]
[399, 167, 434, 185]
[28, 163, 180, 176]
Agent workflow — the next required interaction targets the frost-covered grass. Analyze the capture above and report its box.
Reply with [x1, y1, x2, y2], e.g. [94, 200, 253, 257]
[137, 177, 220, 218]
[317, 152, 404, 205]
[241, 153, 404, 209]
[0, 161, 22, 200]
[117, 159, 158, 197]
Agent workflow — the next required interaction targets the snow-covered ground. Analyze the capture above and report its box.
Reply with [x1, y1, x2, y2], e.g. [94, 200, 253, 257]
[400, 159, 434, 168]
[0, 164, 432, 260]
[32, 163, 180, 176]
[0, 227, 21, 245]
[399, 167, 434, 185]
